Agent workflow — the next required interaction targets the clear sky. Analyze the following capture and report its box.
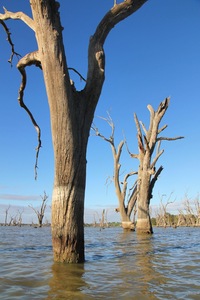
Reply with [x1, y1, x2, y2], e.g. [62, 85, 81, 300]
[0, 0, 199, 224]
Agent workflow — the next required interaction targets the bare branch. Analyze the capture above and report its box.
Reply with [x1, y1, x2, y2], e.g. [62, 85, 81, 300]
[134, 113, 145, 154]
[157, 97, 170, 114]
[134, 113, 142, 137]
[148, 165, 164, 203]
[0, 7, 35, 31]
[116, 140, 124, 161]
[92, 113, 115, 145]
[150, 149, 164, 169]
[123, 171, 138, 186]
[122, 171, 137, 204]
[127, 184, 138, 217]
[28, 204, 39, 216]
[147, 104, 155, 139]
[99, 112, 115, 137]
[0, 20, 21, 65]
[123, 133, 138, 159]
[91, 123, 113, 145]
[140, 121, 148, 136]
[17, 51, 42, 180]
[68, 67, 86, 82]
[161, 192, 175, 210]
[85, 0, 147, 111]
[157, 136, 184, 142]
[158, 124, 168, 134]
[156, 140, 161, 155]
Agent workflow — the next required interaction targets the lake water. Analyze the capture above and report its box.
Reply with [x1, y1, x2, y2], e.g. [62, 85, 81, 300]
[0, 226, 199, 300]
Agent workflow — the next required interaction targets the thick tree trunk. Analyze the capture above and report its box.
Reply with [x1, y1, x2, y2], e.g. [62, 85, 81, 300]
[30, 0, 89, 262]
[29, 0, 147, 262]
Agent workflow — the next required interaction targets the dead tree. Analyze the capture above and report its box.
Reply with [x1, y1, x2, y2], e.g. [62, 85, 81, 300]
[177, 195, 200, 227]
[155, 193, 175, 227]
[92, 115, 136, 230]
[100, 209, 105, 229]
[0, 0, 147, 263]
[93, 98, 183, 233]
[4, 205, 11, 226]
[182, 195, 198, 226]
[128, 98, 183, 234]
[194, 195, 200, 226]
[17, 209, 24, 227]
[29, 191, 48, 227]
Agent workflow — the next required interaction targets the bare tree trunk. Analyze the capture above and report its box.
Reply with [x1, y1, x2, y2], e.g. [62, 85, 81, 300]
[29, 1, 89, 262]
[4, 205, 10, 226]
[93, 117, 136, 230]
[134, 98, 183, 234]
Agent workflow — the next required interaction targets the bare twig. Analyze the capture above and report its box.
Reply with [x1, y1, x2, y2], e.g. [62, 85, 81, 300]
[0, 20, 21, 65]
[68, 67, 86, 82]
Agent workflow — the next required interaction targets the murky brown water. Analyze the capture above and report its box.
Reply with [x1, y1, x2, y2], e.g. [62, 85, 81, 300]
[0, 226, 199, 299]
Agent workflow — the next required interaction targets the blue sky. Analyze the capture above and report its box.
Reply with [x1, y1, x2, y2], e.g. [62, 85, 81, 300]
[0, 0, 199, 224]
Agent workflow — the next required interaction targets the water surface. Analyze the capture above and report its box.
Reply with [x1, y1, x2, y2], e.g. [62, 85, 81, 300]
[0, 226, 199, 299]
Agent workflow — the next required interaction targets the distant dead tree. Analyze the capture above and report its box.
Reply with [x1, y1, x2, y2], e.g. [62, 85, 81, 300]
[8, 215, 14, 226]
[176, 194, 200, 227]
[4, 205, 11, 225]
[180, 194, 200, 227]
[93, 98, 184, 233]
[183, 196, 196, 226]
[194, 195, 200, 226]
[29, 191, 48, 227]
[99, 209, 109, 229]
[17, 209, 24, 226]
[155, 193, 175, 227]
[177, 209, 187, 227]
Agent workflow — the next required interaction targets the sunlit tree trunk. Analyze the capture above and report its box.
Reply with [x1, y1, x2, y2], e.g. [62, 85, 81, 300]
[30, 0, 91, 262]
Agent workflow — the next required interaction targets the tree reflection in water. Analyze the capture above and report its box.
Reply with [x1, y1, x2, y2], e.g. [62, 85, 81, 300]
[47, 262, 92, 300]
[134, 234, 168, 297]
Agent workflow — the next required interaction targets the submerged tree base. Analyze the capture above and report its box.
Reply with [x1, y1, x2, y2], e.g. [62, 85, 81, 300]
[122, 221, 135, 231]
[136, 218, 153, 234]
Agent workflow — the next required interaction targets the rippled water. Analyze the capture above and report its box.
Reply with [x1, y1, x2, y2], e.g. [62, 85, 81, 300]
[0, 226, 200, 300]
